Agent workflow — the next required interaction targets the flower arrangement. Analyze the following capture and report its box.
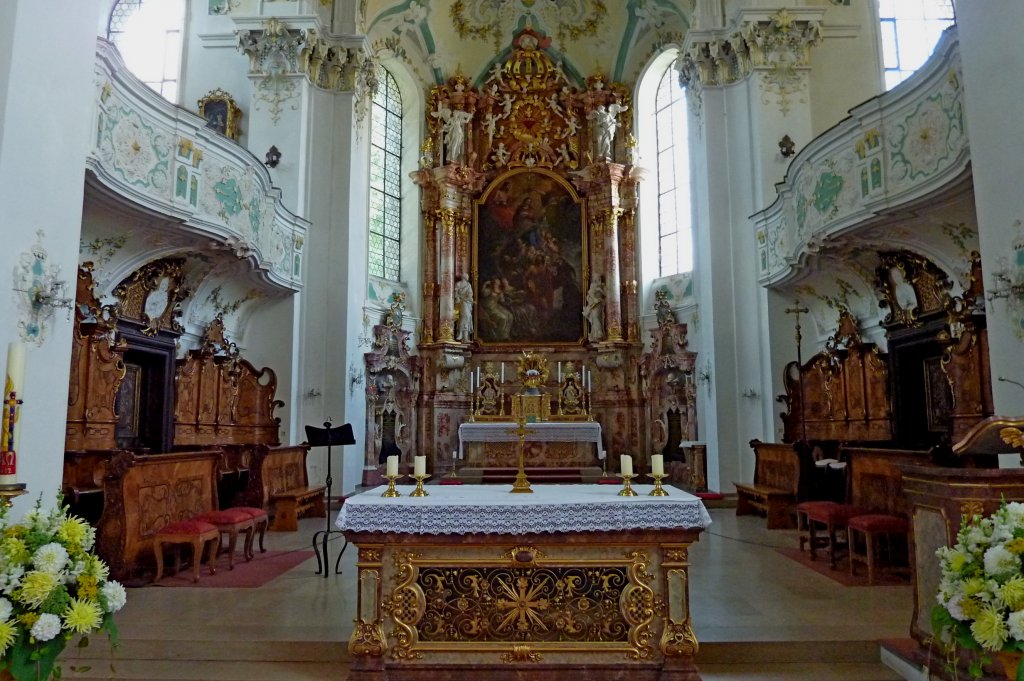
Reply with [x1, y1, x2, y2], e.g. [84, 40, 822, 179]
[0, 497, 124, 681]
[933, 501, 1024, 680]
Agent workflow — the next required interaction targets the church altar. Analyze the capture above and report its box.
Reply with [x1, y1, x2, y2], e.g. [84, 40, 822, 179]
[457, 421, 602, 467]
[337, 484, 710, 681]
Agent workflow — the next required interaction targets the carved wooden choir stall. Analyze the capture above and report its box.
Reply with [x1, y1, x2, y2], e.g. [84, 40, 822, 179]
[63, 262, 317, 582]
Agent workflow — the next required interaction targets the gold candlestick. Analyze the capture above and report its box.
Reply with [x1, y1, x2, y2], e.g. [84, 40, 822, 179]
[617, 473, 638, 497]
[381, 474, 403, 497]
[0, 484, 27, 508]
[647, 473, 669, 496]
[508, 409, 533, 494]
[410, 473, 431, 497]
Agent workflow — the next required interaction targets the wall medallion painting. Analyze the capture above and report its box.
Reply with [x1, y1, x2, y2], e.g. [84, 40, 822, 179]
[474, 169, 587, 345]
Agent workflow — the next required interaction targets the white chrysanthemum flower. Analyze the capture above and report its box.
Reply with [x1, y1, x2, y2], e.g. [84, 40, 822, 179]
[100, 581, 127, 613]
[0, 597, 12, 622]
[1010, 611, 1024, 641]
[1006, 502, 1024, 525]
[30, 613, 62, 642]
[0, 566, 24, 595]
[945, 592, 967, 621]
[967, 527, 989, 550]
[985, 545, 1019, 579]
[33, 543, 69, 575]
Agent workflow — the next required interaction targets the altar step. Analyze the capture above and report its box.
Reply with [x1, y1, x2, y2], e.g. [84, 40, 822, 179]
[62, 635, 900, 680]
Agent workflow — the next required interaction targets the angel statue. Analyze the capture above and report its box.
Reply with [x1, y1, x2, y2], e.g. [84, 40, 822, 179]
[589, 102, 629, 160]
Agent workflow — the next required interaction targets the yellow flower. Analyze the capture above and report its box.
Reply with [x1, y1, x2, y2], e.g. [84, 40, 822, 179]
[963, 577, 987, 597]
[1007, 538, 1024, 555]
[1, 537, 28, 564]
[949, 552, 969, 572]
[16, 570, 59, 608]
[0, 620, 15, 655]
[962, 597, 983, 620]
[19, 612, 38, 627]
[1003, 576, 1024, 610]
[971, 604, 1010, 651]
[63, 597, 102, 634]
[77, 575, 98, 601]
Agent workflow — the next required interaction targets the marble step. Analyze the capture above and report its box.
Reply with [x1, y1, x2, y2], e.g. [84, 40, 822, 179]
[63, 638, 346, 662]
[62, 659, 344, 680]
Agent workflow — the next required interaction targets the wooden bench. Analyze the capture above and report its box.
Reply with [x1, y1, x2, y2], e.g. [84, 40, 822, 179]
[259, 444, 327, 531]
[96, 449, 222, 583]
[734, 439, 806, 529]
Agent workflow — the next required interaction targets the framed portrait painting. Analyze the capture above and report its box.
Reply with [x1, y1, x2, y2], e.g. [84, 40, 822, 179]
[473, 169, 587, 345]
[197, 88, 242, 141]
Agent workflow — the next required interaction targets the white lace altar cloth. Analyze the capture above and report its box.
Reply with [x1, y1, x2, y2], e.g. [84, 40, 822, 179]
[457, 422, 602, 459]
[336, 484, 712, 535]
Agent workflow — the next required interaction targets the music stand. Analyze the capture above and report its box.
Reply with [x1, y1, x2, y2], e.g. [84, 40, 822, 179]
[305, 421, 355, 578]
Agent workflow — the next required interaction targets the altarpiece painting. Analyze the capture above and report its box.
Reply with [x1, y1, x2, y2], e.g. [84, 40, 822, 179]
[474, 169, 586, 345]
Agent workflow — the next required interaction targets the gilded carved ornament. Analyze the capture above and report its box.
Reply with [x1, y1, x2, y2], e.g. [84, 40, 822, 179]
[112, 258, 190, 336]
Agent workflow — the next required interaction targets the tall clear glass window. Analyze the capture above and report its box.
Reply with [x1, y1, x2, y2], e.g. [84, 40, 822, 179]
[107, 0, 186, 102]
[369, 67, 403, 281]
[654, 67, 692, 276]
[878, 0, 955, 89]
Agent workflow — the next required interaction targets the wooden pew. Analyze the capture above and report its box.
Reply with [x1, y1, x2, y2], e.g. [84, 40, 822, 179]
[258, 444, 326, 531]
[96, 449, 221, 583]
[734, 440, 807, 529]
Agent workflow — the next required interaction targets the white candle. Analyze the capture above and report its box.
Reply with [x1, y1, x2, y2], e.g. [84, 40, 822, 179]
[414, 455, 426, 477]
[386, 455, 398, 477]
[599, 448, 606, 460]
[501, 362, 505, 383]
[452, 449, 458, 461]
[651, 454, 664, 476]
[558, 362, 562, 382]
[620, 454, 633, 477]
[470, 371, 475, 393]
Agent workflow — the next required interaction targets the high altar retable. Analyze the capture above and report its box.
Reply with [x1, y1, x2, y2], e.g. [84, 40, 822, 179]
[337, 484, 711, 681]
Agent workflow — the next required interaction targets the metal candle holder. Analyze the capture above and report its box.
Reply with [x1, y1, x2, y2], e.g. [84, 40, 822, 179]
[381, 474, 404, 497]
[410, 473, 431, 497]
[617, 473, 638, 497]
[647, 473, 669, 496]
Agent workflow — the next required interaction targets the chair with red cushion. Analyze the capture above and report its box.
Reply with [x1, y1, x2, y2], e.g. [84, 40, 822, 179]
[796, 500, 869, 569]
[229, 506, 270, 559]
[193, 508, 255, 570]
[847, 513, 910, 584]
[153, 519, 220, 583]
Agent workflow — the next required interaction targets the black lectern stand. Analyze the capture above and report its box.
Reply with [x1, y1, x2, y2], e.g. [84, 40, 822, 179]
[305, 421, 355, 578]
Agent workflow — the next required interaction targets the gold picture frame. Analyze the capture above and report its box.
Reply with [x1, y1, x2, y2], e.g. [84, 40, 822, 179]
[197, 88, 242, 141]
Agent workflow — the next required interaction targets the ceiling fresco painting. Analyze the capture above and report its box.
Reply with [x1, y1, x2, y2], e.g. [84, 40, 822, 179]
[366, 0, 692, 88]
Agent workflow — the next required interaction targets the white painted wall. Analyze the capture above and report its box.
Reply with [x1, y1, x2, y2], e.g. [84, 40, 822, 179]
[956, 2, 1024, 416]
[0, 1, 102, 516]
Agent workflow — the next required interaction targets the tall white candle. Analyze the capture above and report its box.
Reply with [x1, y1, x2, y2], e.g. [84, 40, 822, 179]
[1, 343, 25, 484]
[470, 371, 475, 393]
[452, 449, 459, 461]
[386, 455, 398, 477]
[651, 454, 664, 476]
[599, 448, 606, 460]
[414, 455, 426, 477]
[476, 367, 481, 386]
[558, 362, 562, 382]
[620, 454, 633, 477]
[501, 362, 505, 383]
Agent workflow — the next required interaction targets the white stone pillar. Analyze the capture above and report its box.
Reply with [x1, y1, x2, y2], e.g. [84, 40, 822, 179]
[0, 0, 101, 514]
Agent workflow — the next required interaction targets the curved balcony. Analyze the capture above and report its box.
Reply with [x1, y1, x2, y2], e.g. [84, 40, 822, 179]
[87, 39, 308, 292]
[752, 28, 968, 287]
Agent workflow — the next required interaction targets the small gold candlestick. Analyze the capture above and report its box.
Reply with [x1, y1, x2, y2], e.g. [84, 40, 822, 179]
[0, 484, 28, 508]
[381, 474, 403, 498]
[410, 473, 431, 497]
[448, 457, 459, 479]
[617, 473, 638, 497]
[647, 473, 670, 497]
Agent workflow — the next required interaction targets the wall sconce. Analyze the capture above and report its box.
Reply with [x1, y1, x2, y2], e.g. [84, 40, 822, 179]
[779, 134, 796, 158]
[265, 145, 281, 168]
[16, 281, 74, 314]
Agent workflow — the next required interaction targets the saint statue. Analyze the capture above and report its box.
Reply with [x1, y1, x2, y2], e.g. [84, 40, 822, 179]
[588, 102, 628, 160]
[454, 273, 474, 342]
[583, 275, 606, 342]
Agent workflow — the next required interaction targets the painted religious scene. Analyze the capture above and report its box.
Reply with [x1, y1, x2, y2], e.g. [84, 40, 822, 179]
[475, 170, 585, 344]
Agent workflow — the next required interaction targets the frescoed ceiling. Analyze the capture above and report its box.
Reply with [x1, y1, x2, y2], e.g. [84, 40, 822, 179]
[365, 0, 693, 88]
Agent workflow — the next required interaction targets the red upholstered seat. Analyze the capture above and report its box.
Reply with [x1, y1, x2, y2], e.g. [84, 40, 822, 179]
[848, 514, 910, 584]
[847, 514, 908, 534]
[193, 509, 256, 570]
[795, 502, 869, 568]
[160, 519, 218, 534]
[225, 506, 270, 559]
[154, 520, 220, 583]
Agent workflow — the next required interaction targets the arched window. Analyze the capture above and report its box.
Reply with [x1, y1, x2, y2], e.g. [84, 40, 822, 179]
[651, 65, 692, 277]
[879, 0, 955, 89]
[106, 0, 186, 101]
[369, 67, 403, 282]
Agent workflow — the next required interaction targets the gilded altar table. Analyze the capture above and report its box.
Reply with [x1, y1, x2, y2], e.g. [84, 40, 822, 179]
[336, 484, 711, 681]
